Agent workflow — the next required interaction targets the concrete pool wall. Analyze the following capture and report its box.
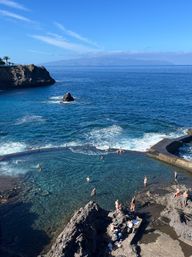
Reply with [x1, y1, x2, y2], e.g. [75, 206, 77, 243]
[148, 135, 192, 173]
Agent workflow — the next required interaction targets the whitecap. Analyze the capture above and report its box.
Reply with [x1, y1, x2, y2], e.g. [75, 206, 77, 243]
[47, 95, 77, 104]
[15, 115, 45, 125]
[84, 126, 187, 152]
[49, 96, 63, 100]
[0, 142, 27, 155]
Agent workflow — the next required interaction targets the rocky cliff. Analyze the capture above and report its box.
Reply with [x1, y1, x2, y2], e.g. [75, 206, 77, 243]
[0, 64, 55, 89]
[42, 201, 110, 257]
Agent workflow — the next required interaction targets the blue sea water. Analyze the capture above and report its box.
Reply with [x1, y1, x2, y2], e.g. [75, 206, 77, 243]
[0, 65, 192, 255]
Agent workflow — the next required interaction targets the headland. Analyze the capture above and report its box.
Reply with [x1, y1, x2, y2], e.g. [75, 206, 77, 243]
[0, 64, 55, 90]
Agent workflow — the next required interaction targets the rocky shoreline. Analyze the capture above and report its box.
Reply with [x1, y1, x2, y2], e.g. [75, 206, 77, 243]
[136, 184, 192, 257]
[39, 183, 192, 257]
[0, 176, 192, 257]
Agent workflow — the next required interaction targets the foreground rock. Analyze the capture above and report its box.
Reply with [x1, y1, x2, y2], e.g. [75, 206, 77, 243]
[140, 231, 186, 257]
[42, 201, 109, 257]
[136, 184, 192, 257]
[158, 185, 192, 246]
[62, 92, 74, 102]
[0, 64, 55, 89]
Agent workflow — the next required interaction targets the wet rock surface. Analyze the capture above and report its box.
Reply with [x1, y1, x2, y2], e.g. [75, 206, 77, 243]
[136, 184, 192, 257]
[0, 64, 55, 89]
[0, 176, 21, 204]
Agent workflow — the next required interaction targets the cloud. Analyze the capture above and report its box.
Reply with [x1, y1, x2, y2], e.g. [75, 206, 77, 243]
[46, 32, 64, 40]
[54, 22, 100, 48]
[28, 49, 55, 56]
[0, 0, 28, 11]
[30, 34, 98, 53]
[0, 9, 32, 22]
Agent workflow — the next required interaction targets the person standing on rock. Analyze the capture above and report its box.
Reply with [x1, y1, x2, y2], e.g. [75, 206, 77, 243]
[182, 190, 189, 207]
[174, 171, 178, 183]
[144, 176, 148, 187]
[115, 199, 120, 211]
[130, 196, 136, 212]
[91, 188, 96, 197]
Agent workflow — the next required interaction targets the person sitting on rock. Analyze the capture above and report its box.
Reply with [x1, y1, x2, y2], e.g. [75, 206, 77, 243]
[127, 220, 133, 233]
[174, 188, 181, 198]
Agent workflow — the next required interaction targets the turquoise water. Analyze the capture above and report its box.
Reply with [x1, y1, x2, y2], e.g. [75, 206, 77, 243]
[0, 66, 192, 256]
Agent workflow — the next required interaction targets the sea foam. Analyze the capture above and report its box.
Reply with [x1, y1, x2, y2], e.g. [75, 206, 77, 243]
[84, 126, 187, 152]
[48, 95, 77, 104]
[15, 115, 45, 125]
[0, 142, 27, 155]
[178, 144, 192, 161]
[0, 161, 27, 176]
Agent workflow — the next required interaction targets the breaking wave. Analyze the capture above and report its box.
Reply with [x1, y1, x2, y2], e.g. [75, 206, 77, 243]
[178, 144, 192, 161]
[0, 127, 188, 163]
[0, 142, 27, 155]
[47, 95, 77, 104]
[84, 126, 187, 152]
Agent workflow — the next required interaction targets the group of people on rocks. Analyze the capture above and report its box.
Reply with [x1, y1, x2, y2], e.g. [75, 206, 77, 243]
[107, 195, 141, 252]
[174, 187, 190, 207]
[173, 171, 191, 207]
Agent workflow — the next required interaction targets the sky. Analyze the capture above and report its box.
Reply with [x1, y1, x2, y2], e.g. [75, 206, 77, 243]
[1, 0, 192, 64]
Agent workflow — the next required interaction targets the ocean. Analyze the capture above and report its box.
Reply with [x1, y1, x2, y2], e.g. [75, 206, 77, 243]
[0, 65, 192, 255]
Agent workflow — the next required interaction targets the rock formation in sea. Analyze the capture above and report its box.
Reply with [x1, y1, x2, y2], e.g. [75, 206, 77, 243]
[62, 92, 74, 102]
[0, 64, 55, 89]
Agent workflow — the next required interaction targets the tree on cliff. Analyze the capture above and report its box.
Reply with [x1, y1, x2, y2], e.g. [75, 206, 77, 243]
[0, 58, 5, 65]
[3, 56, 10, 65]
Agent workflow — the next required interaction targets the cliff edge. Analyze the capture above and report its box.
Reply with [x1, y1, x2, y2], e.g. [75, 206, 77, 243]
[0, 64, 55, 89]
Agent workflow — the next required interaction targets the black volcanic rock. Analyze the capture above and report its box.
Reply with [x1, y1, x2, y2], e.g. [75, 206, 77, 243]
[0, 64, 55, 90]
[62, 92, 74, 102]
[43, 201, 109, 257]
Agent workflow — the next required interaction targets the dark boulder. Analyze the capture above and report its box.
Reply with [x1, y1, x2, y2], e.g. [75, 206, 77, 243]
[62, 92, 74, 102]
[43, 201, 110, 257]
[0, 64, 55, 90]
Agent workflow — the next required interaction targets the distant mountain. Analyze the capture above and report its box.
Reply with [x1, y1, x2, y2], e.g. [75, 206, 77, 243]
[45, 53, 173, 66]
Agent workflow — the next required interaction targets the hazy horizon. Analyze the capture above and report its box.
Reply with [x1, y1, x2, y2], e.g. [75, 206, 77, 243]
[1, 0, 192, 64]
